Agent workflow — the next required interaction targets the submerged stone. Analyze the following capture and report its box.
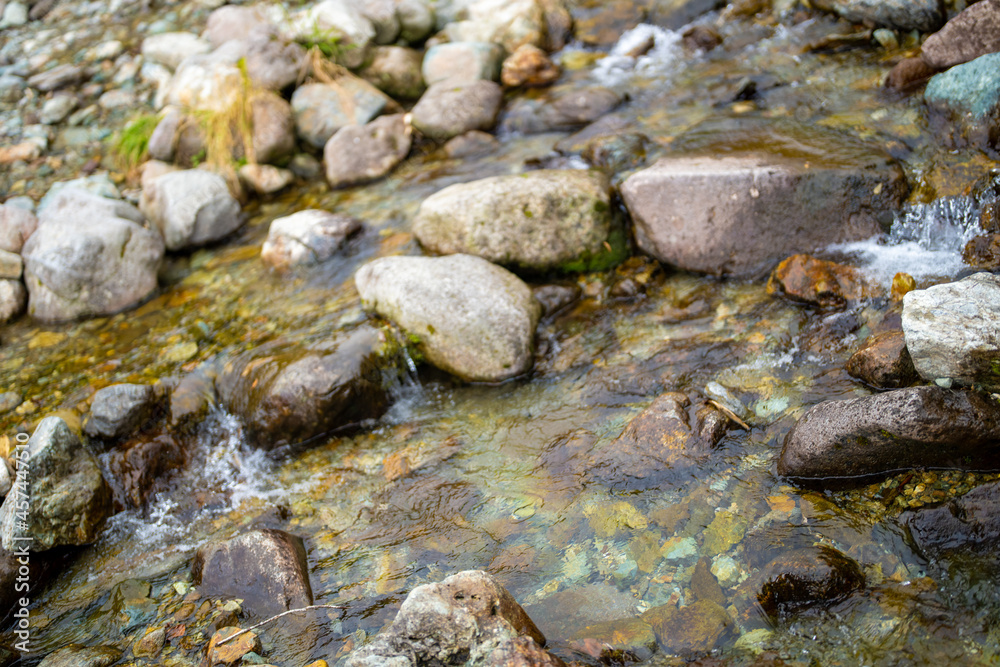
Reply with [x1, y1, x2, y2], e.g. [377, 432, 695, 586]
[756, 546, 865, 617]
[35, 646, 122, 667]
[767, 254, 873, 308]
[904, 480, 1000, 557]
[642, 599, 733, 654]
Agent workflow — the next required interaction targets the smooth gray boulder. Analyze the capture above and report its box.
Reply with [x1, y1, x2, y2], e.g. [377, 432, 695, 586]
[811, 0, 942, 31]
[83, 384, 158, 440]
[324, 114, 412, 189]
[291, 78, 390, 149]
[411, 80, 503, 141]
[925, 53, 1000, 151]
[261, 210, 361, 269]
[413, 169, 614, 272]
[140, 170, 242, 251]
[22, 190, 163, 322]
[778, 387, 1000, 486]
[0, 204, 37, 253]
[0, 417, 112, 551]
[902, 272, 1000, 390]
[921, 0, 1000, 69]
[422, 41, 503, 85]
[619, 120, 908, 277]
[240, 35, 307, 92]
[355, 254, 541, 382]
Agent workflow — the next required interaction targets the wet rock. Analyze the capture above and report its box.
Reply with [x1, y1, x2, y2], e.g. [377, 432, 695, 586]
[0, 142, 41, 164]
[207, 627, 262, 665]
[163, 42, 244, 112]
[920, 0, 1000, 70]
[0, 417, 112, 551]
[648, 0, 725, 29]
[413, 169, 613, 272]
[39, 93, 77, 125]
[261, 210, 361, 270]
[756, 546, 865, 617]
[167, 370, 216, 433]
[885, 56, 938, 91]
[589, 393, 728, 483]
[141, 32, 211, 71]
[203, 5, 274, 48]
[423, 41, 503, 86]
[359, 46, 426, 100]
[904, 479, 1000, 556]
[683, 25, 723, 51]
[324, 114, 412, 189]
[83, 383, 157, 440]
[902, 272, 1000, 390]
[581, 132, 648, 173]
[290, 78, 390, 149]
[891, 271, 916, 301]
[192, 529, 313, 618]
[238, 164, 294, 195]
[643, 600, 732, 654]
[284, 0, 375, 69]
[345, 570, 545, 667]
[963, 233, 1000, 269]
[35, 646, 122, 667]
[355, 254, 541, 382]
[501, 44, 560, 88]
[411, 79, 504, 141]
[0, 203, 37, 253]
[443, 130, 500, 158]
[501, 86, 621, 134]
[0, 280, 26, 324]
[105, 434, 183, 508]
[132, 626, 165, 658]
[0, 392, 22, 414]
[620, 120, 908, 277]
[22, 189, 163, 322]
[571, 617, 656, 655]
[217, 324, 401, 449]
[0, 250, 21, 279]
[846, 331, 918, 389]
[140, 170, 242, 251]
[27, 63, 87, 92]
[533, 284, 580, 317]
[250, 94, 296, 166]
[766, 254, 871, 308]
[778, 386, 1000, 484]
[0, 0, 27, 27]
[99, 579, 156, 633]
[485, 637, 567, 666]
[811, 0, 941, 31]
[925, 53, 1000, 151]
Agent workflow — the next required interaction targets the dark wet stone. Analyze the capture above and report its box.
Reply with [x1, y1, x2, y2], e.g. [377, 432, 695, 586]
[532, 284, 580, 318]
[0, 547, 68, 625]
[767, 254, 870, 308]
[485, 636, 567, 666]
[217, 325, 401, 450]
[905, 480, 1000, 556]
[963, 233, 1000, 270]
[691, 556, 727, 606]
[501, 86, 622, 135]
[553, 114, 629, 155]
[35, 645, 122, 667]
[921, 0, 1000, 69]
[778, 387, 1000, 485]
[885, 57, 938, 92]
[757, 546, 865, 617]
[0, 645, 15, 667]
[105, 434, 184, 508]
[99, 579, 156, 632]
[581, 132, 648, 173]
[83, 383, 158, 440]
[642, 599, 733, 654]
[682, 25, 723, 51]
[649, 0, 726, 29]
[846, 331, 918, 389]
[411, 80, 504, 141]
[167, 370, 216, 433]
[192, 529, 313, 619]
[345, 570, 545, 667]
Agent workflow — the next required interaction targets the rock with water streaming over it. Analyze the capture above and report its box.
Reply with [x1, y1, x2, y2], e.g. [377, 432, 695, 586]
[355, 254, 542, 382]
[902, 272, 1000, 390]
[105, 434, 183, 508]
[412, 169, 615, 272]
[810, 0, 941, 31]
[410, 80, 504, 141]
[925, 53, 1000, 152]
[0, 417, 112, 551]
[846, 331, 918, 389]
[920, 0, 1000, 70]
[140, 170, 242, 251]
[83, 383, 158, 440]
[216, 324, 403, 450]
[778, 387, 1000, 485]
[261, 210, 361, 270]
[642, 599, 733, 654]
[620, 120, 908, 277]
[904, 480, 1000, 557]
[192, 529, 313, 618]
[324, 114, 412, 189]
[345, 570, 548, 667]
[21, 189, 163, 322]
[34, 646, 122, 667]
[756, 546, 865, 617]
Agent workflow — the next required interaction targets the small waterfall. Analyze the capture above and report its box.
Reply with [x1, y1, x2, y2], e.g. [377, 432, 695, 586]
[591, 24, 686, 86]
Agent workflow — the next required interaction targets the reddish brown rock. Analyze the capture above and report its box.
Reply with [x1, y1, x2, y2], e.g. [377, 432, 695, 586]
[767, 254, 872, 308]
[642, 600, 733, 654]
[920, 0, 1000, 70]
[963, 234, 1000, 270]
[105, 435, 185, 508]
[682, 25, 723, 51]
[757, 546, 865, 617]
[885, 56, 938, 92]
[845, 331, 918, 389]
[501, 45, 560, 88]
[486, 636, 567, 666]
[207, 627, 261, 666]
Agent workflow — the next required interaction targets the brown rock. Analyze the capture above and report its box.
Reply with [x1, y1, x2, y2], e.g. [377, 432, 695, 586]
[885, 57, 938, 92]
[486, 636, 567, 666]
[920, 0, 1000, 70]
[207, 627, 261, 666]
[443, 130, 500, 158]
[846, 331, 918, 389]
[757, 546, 864, 617]
[682, 25, 723, 51]
[501, 44, 560, 88]
[642, 600, 733, 654]
[981, 200, 1000, 232]
[690, 556, 727, 606]
[963, 233, 1000, 270]
[571, 617, 656, 654]
[0, 142, 41, 164]
[324, 114, 412, 189]
[890, 272, 916, 301]
[0, 205, 38, 253]
[251, 94, 296, 166]
[132, 626, 165, 658]
[105, 434, 185, 508]
[904, 479, 1000, 556]
[767, 254, 871, 308]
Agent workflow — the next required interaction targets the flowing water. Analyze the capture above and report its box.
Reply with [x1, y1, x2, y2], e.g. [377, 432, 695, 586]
[3, 4, 1000, 666]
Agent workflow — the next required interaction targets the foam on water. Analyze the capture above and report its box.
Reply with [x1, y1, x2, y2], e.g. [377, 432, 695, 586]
[591, 24, 685, 86]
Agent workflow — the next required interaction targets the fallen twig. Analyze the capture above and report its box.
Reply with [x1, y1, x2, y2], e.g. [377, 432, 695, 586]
[215, 604, 346, 646]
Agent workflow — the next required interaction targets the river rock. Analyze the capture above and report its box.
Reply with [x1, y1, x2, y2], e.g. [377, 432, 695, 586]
[0, 204, 37, 253]
[642, 599, 732, 653]
[397, 0, 435, 43]
[203, 5, 275, 48]
[0, 251, 20, 280]
[248, 94, 295, 165]
[27, 63, 87, 92]
[902, 273, 1000, 390]
[904, 480, 1000, 556]
[501, 44, 560, 88]
[105, 434, 183, 508]
[0, 280, 26, 324]
[238, 164, 294, 195]
[147, 107, 182, 162]
[192, 529, 313, 618]
[884, 56, 939, 92]
[261, 210, 361, 270]
[291, 78, 390, 149]
[207, 628, 261, 665]
[410, 80, 503, 141]
[360, 46, 425, 100]
[766, 254, 872, 308]
[920, 0, 1000, 70]
[39, 93, 77, 125]
[345, 570, 545, 667]
[756, 546, 865, 617]
[442, 130, 499, 158]
[501, 85, 621, 134]
[811, 0, 941, 31]
[422, 42, 503, 86]
[485, 637, 566, 666]
[778, 386, 1000, 484]
[22, 189, 163, 322]
[140, 170, 242, 251]
[413, 169, 613, 272]
[441, 0, 548, 52]
[217, 324, 401, 449]
[163, 41, 245, 112]
[357, 0, 400, 44]
[0, 461, 10, 497]
[284, 0, 375, 69]
[354, 254, 541, 382]
[925, 53, 1000, 151]
[963, 233, 1000, 270]
[619, 120, 908, 277]
[0, 417, 112, 551]
[35, 646, 122, 667]
[141, 32, 211, 71]
[846, 331, 918, 389]
[241, 34, 307, 93]
[324, 114, 412, 189]
[83, 383, 158, 440]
